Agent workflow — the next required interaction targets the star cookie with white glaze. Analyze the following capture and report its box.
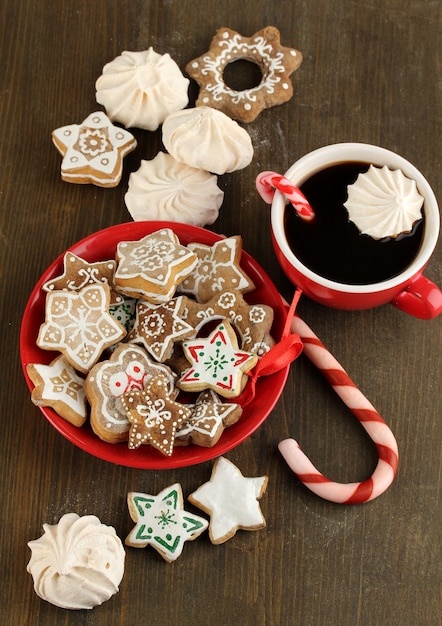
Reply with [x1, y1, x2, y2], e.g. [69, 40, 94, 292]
[177, 236, 255, 303]
[52, 111, 137, 187]
[26, 355, 87, 427]
[37, 284, 127, 374]
[126, 484, 208, 562]
[114, 228, 198, 304]
[186, 26, 302, 123]
[126, 296, 194, 362]
[188, 456, 268, 544]
[178, 319, 257, 398]
[42, 251, 123, 305]
[176, 389, 243, 447]
[120, 374, 190, 455]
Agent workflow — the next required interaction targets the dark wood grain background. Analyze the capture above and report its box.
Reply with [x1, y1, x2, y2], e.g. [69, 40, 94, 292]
[1, 1, 440, 624]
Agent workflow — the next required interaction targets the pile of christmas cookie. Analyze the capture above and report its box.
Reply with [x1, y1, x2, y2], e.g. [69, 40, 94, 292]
[27, 228, 275, 456]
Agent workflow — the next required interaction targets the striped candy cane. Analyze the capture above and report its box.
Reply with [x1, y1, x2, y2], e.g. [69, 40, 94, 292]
[279, 312, 399, 504]
[256, 171, 315, 221]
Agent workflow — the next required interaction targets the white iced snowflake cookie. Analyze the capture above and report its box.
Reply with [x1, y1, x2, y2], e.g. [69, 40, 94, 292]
[344, 165, 424, 239]
[125, 152, 224, 227]
[27, 513, 125, 610]
[162, 106, 254, 175]
[95, 48, 189, 131]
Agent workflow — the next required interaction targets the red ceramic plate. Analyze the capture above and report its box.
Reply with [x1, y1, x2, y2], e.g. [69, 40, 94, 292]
[20, 221, 289, 468]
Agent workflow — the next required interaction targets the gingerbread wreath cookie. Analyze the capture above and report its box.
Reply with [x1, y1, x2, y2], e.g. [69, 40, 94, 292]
[126, 485, 208, 562]
[178, 320, 258, 398]
[177, 235, 255, 303]
[114, 228, 198, 304]
[52, 111, 137, 187]
[188, 456, 268, 544]
[42, 251, 123, 306]
[85, 344, 177, 443]
[186, 26, 302, 123]
[26, 355, 87, 427]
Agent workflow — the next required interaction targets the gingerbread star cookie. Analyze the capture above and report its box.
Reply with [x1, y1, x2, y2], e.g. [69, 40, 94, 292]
[85, 344, 176, 443]
[188, 456, 268, 544]
[42, 251, 123, 305]
[177, 236, 255, 303]
[126, 485, 208, 562]
[52, 111, 137, 187]
[182, 290, 274, 357]
[176, 389, 243, 447]
[26, 355, 87, 427]
[37, 284, 126, 373]
[126, 296, 194, 362]
[186, 26, 302, 123]
[178, 319, 257, 398]
[114, 228, 198, 304]
[120, 374, 191, 455]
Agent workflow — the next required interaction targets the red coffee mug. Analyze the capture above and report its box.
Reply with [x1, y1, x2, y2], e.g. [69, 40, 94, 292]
[265, 143, 442, 319]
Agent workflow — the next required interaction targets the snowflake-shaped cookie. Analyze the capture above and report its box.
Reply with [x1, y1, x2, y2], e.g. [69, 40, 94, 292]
[126, 484, 208, 562]
[37, 284, 126, 373]
[188, 456, 268, 544]
[52, 111, 137, 187]
[178, 320, 257, 398]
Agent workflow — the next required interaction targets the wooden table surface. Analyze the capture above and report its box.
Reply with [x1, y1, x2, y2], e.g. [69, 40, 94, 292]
[1, 1, 440, 624]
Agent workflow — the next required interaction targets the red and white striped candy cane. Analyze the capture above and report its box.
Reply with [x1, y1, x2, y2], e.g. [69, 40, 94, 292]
[279, 312, 399, 504]
[256, 171, 315, 221]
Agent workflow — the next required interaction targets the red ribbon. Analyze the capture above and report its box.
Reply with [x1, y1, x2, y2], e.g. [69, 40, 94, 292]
[238, 290, 304, 406]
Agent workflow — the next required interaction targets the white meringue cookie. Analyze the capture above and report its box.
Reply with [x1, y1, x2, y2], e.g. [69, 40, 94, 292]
[95, 48, 189, 131]
[344, 165, 424, 239]
[27, 513, 125, 610]
[125, 151, 224, 227]
[162, 106, 254, 174]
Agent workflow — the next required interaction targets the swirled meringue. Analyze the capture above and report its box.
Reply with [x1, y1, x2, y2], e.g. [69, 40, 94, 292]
[344, 165, 424, 239]
[27, 513, 125, 610]
[162, 106, 254, 174]
[95, 48, 189, 131]
[125, 151, 224, 227]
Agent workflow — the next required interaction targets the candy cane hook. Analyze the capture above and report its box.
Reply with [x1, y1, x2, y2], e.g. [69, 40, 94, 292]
[256, 171, 315, 221]
[279, 311, 399, 504]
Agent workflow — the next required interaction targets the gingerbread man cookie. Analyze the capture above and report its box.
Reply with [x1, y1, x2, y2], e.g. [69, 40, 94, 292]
[52, 111, 137, 187]
[186, 26, 302, 123]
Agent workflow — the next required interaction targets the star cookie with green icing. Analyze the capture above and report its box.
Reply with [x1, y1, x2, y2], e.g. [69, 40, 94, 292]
[52, 111, 137, 187]
[178, 319, 257, 398]
[120, 374, 191, 455]
[188, 456, 268, 544]
[126, 484, 208, 562]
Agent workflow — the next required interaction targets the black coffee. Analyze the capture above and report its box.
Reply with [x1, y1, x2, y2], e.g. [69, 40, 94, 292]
[284, 162, 424, 285]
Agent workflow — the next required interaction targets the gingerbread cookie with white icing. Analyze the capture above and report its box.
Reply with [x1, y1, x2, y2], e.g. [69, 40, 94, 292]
[52, 111, 137, 187]
[85, 344, 177, 443]
[37, 284, 127, 374]
[186, 26, 302, 123]
[26, 355, 87, 427]
[178, 319, 257, 398]
[42, 251, 123, 306]
[114, 228, 198, 304]
[177, 236, 255, 303]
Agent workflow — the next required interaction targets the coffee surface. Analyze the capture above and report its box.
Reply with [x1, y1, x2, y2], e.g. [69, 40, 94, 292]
[284, 162, 424, 284]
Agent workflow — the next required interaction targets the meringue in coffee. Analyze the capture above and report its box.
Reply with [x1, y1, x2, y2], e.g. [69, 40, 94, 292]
[344, 165, 424, 239]
[96, 48, 189, 131]
[27, 513, 125, 610]
[162, 106, 254, 174]
[125, 151, 224, 226]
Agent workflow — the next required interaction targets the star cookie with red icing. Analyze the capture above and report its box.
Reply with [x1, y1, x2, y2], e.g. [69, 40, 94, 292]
[126, 484, 208, 562]
[186, 26, 302, 123]
[52, 111, 137, 187]
[178, 319, 257, 398]
[120, 374, 191, 455]
[188, 456, 268, 544]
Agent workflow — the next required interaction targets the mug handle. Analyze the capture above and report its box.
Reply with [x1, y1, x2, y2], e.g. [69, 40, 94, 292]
[391, 272, 442, 319]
